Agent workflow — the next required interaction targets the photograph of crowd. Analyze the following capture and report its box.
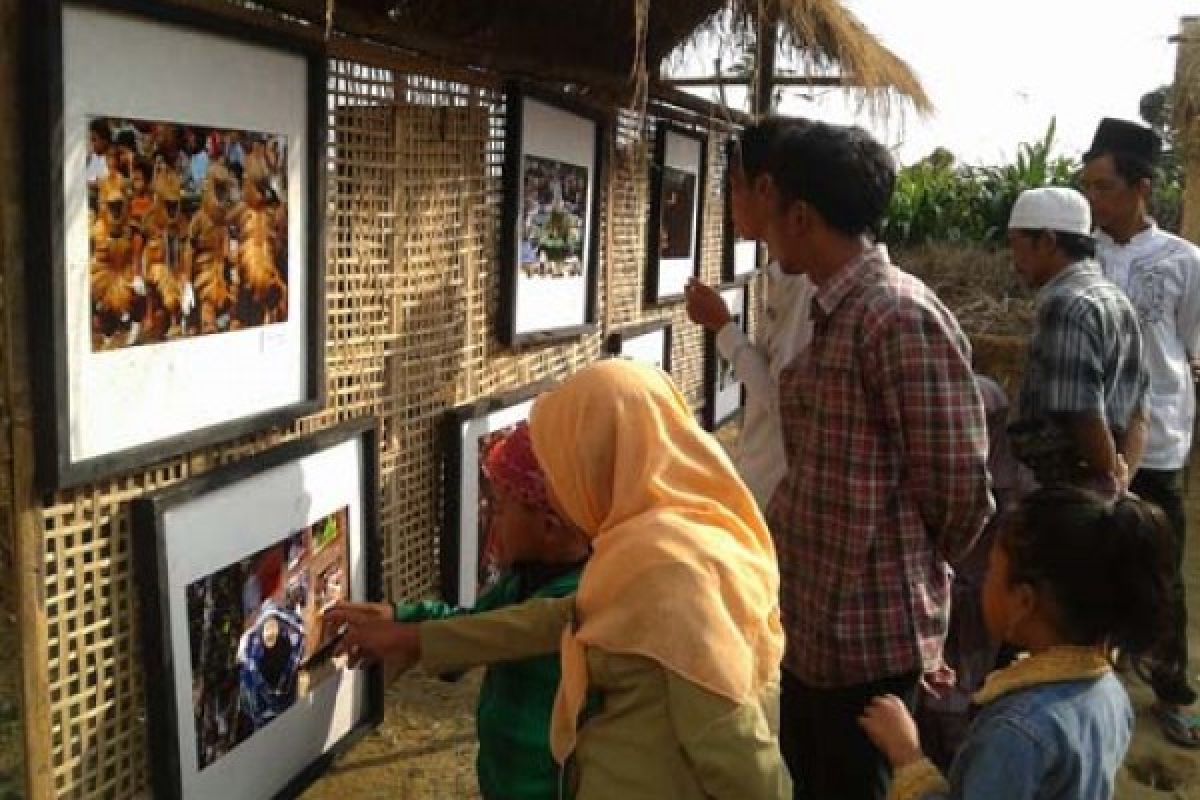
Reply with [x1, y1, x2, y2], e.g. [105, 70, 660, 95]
[186, 507, 350, 771]
[86, 116, 289, 351]
[658, 166, 697, 260]
[519, 155, 588, 279]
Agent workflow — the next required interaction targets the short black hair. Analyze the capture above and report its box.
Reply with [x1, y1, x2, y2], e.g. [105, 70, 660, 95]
[131, 157, 153, 184]
[1012, 229, 1096, 261]
[1002, 487, 1173, 655]
[89, 119, 111, 142]
[763, 121, 895, 237]
[1055, 231, 1097, 260]
[1083, 148, 1155, 187]
[115, 129, 138, 152]
[725, 116, 812, 180]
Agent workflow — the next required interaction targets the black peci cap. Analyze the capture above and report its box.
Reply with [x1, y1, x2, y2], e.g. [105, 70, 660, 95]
[1084, 117, 1161, 165]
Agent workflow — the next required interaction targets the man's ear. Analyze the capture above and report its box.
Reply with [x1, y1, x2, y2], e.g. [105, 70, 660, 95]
[1136, 177, 1153, 204]
[1035, 230, 1057, 256]
[752, 172, 774, 201]
[1014, 581, 1038, 618]
[788, 198, 812, 233]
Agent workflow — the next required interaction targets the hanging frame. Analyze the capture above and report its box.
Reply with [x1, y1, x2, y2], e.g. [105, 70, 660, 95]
[22, 0, 327, 490]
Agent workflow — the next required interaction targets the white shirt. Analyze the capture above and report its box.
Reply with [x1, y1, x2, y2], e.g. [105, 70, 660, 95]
[86, 153, 108, 185]
[1096, 222, 1200, 470]
[716, 261, 814, 507]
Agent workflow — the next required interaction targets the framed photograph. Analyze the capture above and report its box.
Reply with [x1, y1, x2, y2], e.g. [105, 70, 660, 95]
[133, 419, 383, 800]
[441, 383, 551, 606]
[723, 187, 761, 282]
[23, 1, 327, 490]
[646, 122, 707, 305]
[499, 87, 605, 346]
[703, 283, 752, 430]
[605, 320, 673, 373]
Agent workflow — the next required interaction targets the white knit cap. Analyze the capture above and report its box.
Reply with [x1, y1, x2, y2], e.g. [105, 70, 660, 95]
[1007, 187, 1092, 236]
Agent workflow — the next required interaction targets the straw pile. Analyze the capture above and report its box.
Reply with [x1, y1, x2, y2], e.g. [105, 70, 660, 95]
[896, 243, 1033, 337]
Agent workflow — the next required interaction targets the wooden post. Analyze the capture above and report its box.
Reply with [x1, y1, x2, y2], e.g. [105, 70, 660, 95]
[1178, 17, 1200, 245]
[753, 3, 779, 117]
[0, 0, 53, 797]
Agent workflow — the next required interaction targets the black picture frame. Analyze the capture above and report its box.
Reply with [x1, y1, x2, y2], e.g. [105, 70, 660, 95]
[440, 381, 553, 606]
[498, 84, 606, 347]
[22, 0, 327, 491]
[645, 121, 707, 306]
[604, 319, 673, 374]
[702, 281, 752, 430]
[133, 419, 383, 800]
[722, 184, 761, 283]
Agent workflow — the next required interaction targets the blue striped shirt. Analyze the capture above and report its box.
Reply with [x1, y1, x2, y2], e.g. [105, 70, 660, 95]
[1017, 259, 1147, 433]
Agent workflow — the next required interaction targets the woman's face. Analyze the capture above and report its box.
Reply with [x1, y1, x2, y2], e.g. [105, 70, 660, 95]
[491, 490, 546, 565]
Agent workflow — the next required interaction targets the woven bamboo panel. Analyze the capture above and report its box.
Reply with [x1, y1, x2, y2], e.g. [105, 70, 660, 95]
[605, 112, 735, 411]
[17, 43, 736, 797]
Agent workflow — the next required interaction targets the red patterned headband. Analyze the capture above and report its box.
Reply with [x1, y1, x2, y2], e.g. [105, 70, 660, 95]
[481, 421, 551, 513]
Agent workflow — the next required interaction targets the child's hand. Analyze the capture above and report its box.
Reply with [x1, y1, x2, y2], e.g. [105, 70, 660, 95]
[858, 695, 924, 768]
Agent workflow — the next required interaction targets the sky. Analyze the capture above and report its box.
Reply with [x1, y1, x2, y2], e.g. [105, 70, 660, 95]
[674, 1, 1195, 166]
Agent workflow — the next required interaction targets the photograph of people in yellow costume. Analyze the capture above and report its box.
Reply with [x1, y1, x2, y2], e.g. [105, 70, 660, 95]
[86, 116, 289, 350]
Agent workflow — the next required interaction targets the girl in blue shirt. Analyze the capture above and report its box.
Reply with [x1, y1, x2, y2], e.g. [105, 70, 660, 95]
[860, 487, 1172, 800]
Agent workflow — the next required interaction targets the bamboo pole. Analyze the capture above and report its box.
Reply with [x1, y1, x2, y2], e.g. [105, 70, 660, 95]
[1178, 17, 1200, 244]
[753, 4, 779, 116]
[0, 0, 52, 797]
[665, 74, 845, 88]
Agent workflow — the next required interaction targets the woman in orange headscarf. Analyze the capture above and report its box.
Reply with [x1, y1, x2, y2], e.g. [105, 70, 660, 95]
[332, 360, 790, 799]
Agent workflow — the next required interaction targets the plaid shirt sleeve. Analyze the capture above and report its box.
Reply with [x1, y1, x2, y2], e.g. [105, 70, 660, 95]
[1035, 295, 1107, 416]
[862, 295, 993, 563]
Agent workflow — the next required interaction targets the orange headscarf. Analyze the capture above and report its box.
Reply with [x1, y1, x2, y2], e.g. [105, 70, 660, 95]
[528, 359, 784, 762]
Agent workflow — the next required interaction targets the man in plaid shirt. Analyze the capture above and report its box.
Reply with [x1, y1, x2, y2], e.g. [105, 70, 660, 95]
[760, 123, 993, 800]
[1007, 187, 1148, 494]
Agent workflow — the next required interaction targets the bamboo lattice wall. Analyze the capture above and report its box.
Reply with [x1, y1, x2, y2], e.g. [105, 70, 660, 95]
[2, 30, 742, 799]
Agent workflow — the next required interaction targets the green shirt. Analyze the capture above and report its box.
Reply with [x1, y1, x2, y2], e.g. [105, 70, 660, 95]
[419, 597, 791, 800]
[395, 565, 583, 800]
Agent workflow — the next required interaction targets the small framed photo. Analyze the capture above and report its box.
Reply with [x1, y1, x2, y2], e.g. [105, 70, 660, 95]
[133, 420, 383, 800]
[23, 1, 327, 490]
[646, 122, 707, 305]
[499, 86, 605, 346]
[723, 188, 761, 282]
[605, 320, 673, 373]
[703, 283, 751, 430]
[441, 383, 551, 607]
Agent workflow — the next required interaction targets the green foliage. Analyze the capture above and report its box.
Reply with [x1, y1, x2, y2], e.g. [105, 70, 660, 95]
[881, 119, 1078, 247]
[883, 108, 1190, 245]
[1151, 165, 1184, 233]
[1140, 83, 1185, 234]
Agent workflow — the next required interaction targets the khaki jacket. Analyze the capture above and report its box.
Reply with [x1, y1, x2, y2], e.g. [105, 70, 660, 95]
[421, 596, 791, 800]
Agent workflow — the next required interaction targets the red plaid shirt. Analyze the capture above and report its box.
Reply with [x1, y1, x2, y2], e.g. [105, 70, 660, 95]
[767, 246, 992, 687]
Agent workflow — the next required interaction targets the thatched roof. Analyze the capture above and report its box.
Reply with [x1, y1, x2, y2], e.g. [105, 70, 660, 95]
[765, 0, 931, 112]
[256, 0, 929, 111]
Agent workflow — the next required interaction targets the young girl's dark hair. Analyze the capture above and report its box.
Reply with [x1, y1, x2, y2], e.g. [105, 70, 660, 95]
[1001, 487, 1173, 655]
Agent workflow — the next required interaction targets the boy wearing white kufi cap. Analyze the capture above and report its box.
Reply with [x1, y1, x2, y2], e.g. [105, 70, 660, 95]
[1006, 187, 1148, 498]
